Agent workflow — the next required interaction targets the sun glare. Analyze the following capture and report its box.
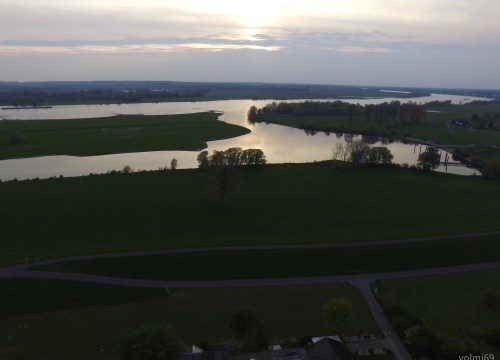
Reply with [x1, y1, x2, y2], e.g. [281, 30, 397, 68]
[205, 0, 280, 27]
[242, 29, 261, 41]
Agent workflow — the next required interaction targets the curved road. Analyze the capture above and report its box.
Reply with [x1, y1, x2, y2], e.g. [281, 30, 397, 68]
[4, 229, 500, 268]
[2, 234, 500, 360]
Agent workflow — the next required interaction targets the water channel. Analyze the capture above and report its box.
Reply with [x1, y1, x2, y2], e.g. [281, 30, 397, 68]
[0, 93, 489, 181]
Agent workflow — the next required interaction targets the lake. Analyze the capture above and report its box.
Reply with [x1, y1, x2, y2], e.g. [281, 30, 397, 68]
[0, 94, 488, 181]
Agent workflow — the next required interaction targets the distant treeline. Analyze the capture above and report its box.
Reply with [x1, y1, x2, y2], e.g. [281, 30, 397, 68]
[0, 88, 205, 106]
[0, 81, 432, 105]
[248, 100, 426, 125]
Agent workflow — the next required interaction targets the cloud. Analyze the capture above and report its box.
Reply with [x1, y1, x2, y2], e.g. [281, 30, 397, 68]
[0, 36, 282, 55]
[1, 0, 500, 87]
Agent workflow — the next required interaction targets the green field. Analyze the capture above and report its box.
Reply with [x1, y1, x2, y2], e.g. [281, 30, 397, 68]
[0, 112, 250, 159]
[36, 235, 500, 279]
[1, 163, 499, 266]
[0, 281, 377, 360]
[258, 104, 500, 149]
[0, 278, 166, 319]
[377, 270, 500, 356]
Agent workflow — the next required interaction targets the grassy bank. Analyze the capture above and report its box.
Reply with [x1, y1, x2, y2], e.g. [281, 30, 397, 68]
[377, 270, 500, 356]
[0, 112, 250, 159]
[0, 163, 499, 266]
[0, 282, 377, 360]
[36, 235, 500, 279]
[257, 104, 500, 149]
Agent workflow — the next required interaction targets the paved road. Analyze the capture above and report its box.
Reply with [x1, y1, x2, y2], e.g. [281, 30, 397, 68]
[2, 239, 500, 360]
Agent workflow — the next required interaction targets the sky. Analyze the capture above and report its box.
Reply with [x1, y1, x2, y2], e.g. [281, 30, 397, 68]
[1, 0, 500, 88]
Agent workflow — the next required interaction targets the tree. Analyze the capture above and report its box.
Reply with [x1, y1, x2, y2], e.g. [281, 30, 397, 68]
[247, 106, 262, 122]
[347, 140, 370, 168]
[122, 165, 132, 174]
[119, 323, 183, 360]
[254, 326, 268, 351]
[241, 149, 266, 165]
[322, 298, 353, 336]
[368, 147, 393, 165]
[483, 158, 500, 178]
[224, 147, 243, 166]
[206, 165, 240, 206]
[197, 150, 210, 171]
[331, 143, 349, 161]
[229, 306, 259, 340]
[417, 149, 441, 171]
[170, 158, 178, 171]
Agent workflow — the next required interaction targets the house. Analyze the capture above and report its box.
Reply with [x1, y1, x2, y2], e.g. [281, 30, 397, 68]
[452, 118, 471, 128]
[179, 345, 229, 360]
[306, 338, 356, 360]
[271, 348, 310, 360]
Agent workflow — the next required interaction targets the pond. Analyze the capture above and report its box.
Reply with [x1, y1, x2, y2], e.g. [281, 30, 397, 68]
[0, 94, 488, 181]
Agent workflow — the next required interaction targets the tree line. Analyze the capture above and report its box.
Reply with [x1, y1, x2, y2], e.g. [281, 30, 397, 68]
[332, 140, 394, 168]
[197, 147, 266, 170]
[197, 148, 267, 206]
[248, 100, 426, 125]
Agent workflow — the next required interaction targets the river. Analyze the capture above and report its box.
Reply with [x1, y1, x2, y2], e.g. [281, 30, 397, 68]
[0, 94, 488, 181]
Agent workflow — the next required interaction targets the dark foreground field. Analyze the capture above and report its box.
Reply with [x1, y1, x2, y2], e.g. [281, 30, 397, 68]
[0, 281, 377, 360]
[1, 162, 499, 359]
[1, 162, 499, 266]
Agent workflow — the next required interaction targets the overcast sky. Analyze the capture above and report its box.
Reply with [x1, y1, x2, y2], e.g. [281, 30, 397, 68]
[1, 0, 499, 88]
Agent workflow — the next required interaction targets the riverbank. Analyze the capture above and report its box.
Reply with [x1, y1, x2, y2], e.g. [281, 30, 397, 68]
[0, 112, 250, 160]
[253, 103, 500, 160]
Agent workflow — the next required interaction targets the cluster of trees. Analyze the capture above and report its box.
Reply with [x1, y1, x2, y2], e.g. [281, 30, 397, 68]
[197, 148, 266, 206]
[470, 113, 500, 130]
[383, 301, 491, 358]
[248, 100, 426, 126]
[119, 323, 183, 360]
[248, 101, 362, 121]
[332, 140, 394, 168]
[364, 102, 426, 125]
[197, 147, 266, 170]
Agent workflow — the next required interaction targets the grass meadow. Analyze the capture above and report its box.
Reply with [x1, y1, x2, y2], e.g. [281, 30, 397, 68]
[377, 270, 500, 356]
[1, 163, 499, 266]
[37, 235, 500, 279]
[0, 281, 377, 360]
[0, 112, 250, 159]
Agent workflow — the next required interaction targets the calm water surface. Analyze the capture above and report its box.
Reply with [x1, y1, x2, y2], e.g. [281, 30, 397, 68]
[0, 94, 487, 181]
